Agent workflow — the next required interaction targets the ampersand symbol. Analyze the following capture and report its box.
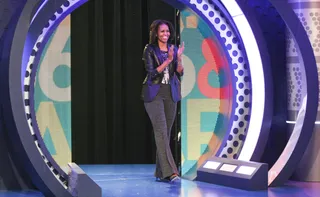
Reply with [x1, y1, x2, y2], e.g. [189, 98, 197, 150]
[198, 38, 231, 99]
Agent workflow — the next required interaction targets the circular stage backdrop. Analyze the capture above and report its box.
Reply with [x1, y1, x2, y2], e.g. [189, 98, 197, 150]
[0, 0, 318, 195]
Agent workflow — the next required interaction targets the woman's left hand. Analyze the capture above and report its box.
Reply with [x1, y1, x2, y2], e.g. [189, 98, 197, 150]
[177, 64, 184, 73]
[177, 42, 185, 59]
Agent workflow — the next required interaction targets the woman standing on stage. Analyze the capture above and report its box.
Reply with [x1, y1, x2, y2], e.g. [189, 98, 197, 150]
[141, 19, 184, 182]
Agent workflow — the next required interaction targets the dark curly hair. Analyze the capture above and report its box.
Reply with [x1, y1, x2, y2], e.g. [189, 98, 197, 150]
[149, 19, 175, 45]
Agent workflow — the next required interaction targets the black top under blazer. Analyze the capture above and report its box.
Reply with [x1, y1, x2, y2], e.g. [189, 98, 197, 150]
[141, 43, 183, 103]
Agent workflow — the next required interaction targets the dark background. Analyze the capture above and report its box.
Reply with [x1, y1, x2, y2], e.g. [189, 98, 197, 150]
[71, 0, 180, 165]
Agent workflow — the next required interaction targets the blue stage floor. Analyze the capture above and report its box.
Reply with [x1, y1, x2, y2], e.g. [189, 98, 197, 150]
[0, 164, 319, 197]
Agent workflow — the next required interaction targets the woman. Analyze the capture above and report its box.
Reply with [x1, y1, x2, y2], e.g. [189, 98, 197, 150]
[141, 19, 184, 182]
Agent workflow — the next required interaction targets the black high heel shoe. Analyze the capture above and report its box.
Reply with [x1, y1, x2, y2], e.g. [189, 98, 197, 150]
[155, 177, 170, 182]
[169, 173, 180, 183]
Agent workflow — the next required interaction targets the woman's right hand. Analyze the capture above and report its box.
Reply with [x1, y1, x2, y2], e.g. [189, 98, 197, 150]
[156, 45, 174, 73]
[167, 45, 174, 62]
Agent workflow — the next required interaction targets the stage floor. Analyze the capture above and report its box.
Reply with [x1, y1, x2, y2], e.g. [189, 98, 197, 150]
[0, 164, 319, 197]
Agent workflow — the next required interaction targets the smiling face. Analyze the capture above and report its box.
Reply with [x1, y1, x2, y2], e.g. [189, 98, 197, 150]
[157, 24, 170, 44]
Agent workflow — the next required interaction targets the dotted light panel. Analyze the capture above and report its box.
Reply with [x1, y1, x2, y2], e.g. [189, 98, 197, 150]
[286, 20, 307, 112]
[286, 62, 306, 110]
[287, 4, 320, 111]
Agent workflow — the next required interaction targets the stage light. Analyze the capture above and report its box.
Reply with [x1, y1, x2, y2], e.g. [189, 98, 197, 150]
[236, 166, 256, 176]
[219, 163, 237, 172]
[202, 161, 257, 175]
[203, 161, 221, 170]
[197, 156, 268, 191]
[286, 120, 320, 125]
